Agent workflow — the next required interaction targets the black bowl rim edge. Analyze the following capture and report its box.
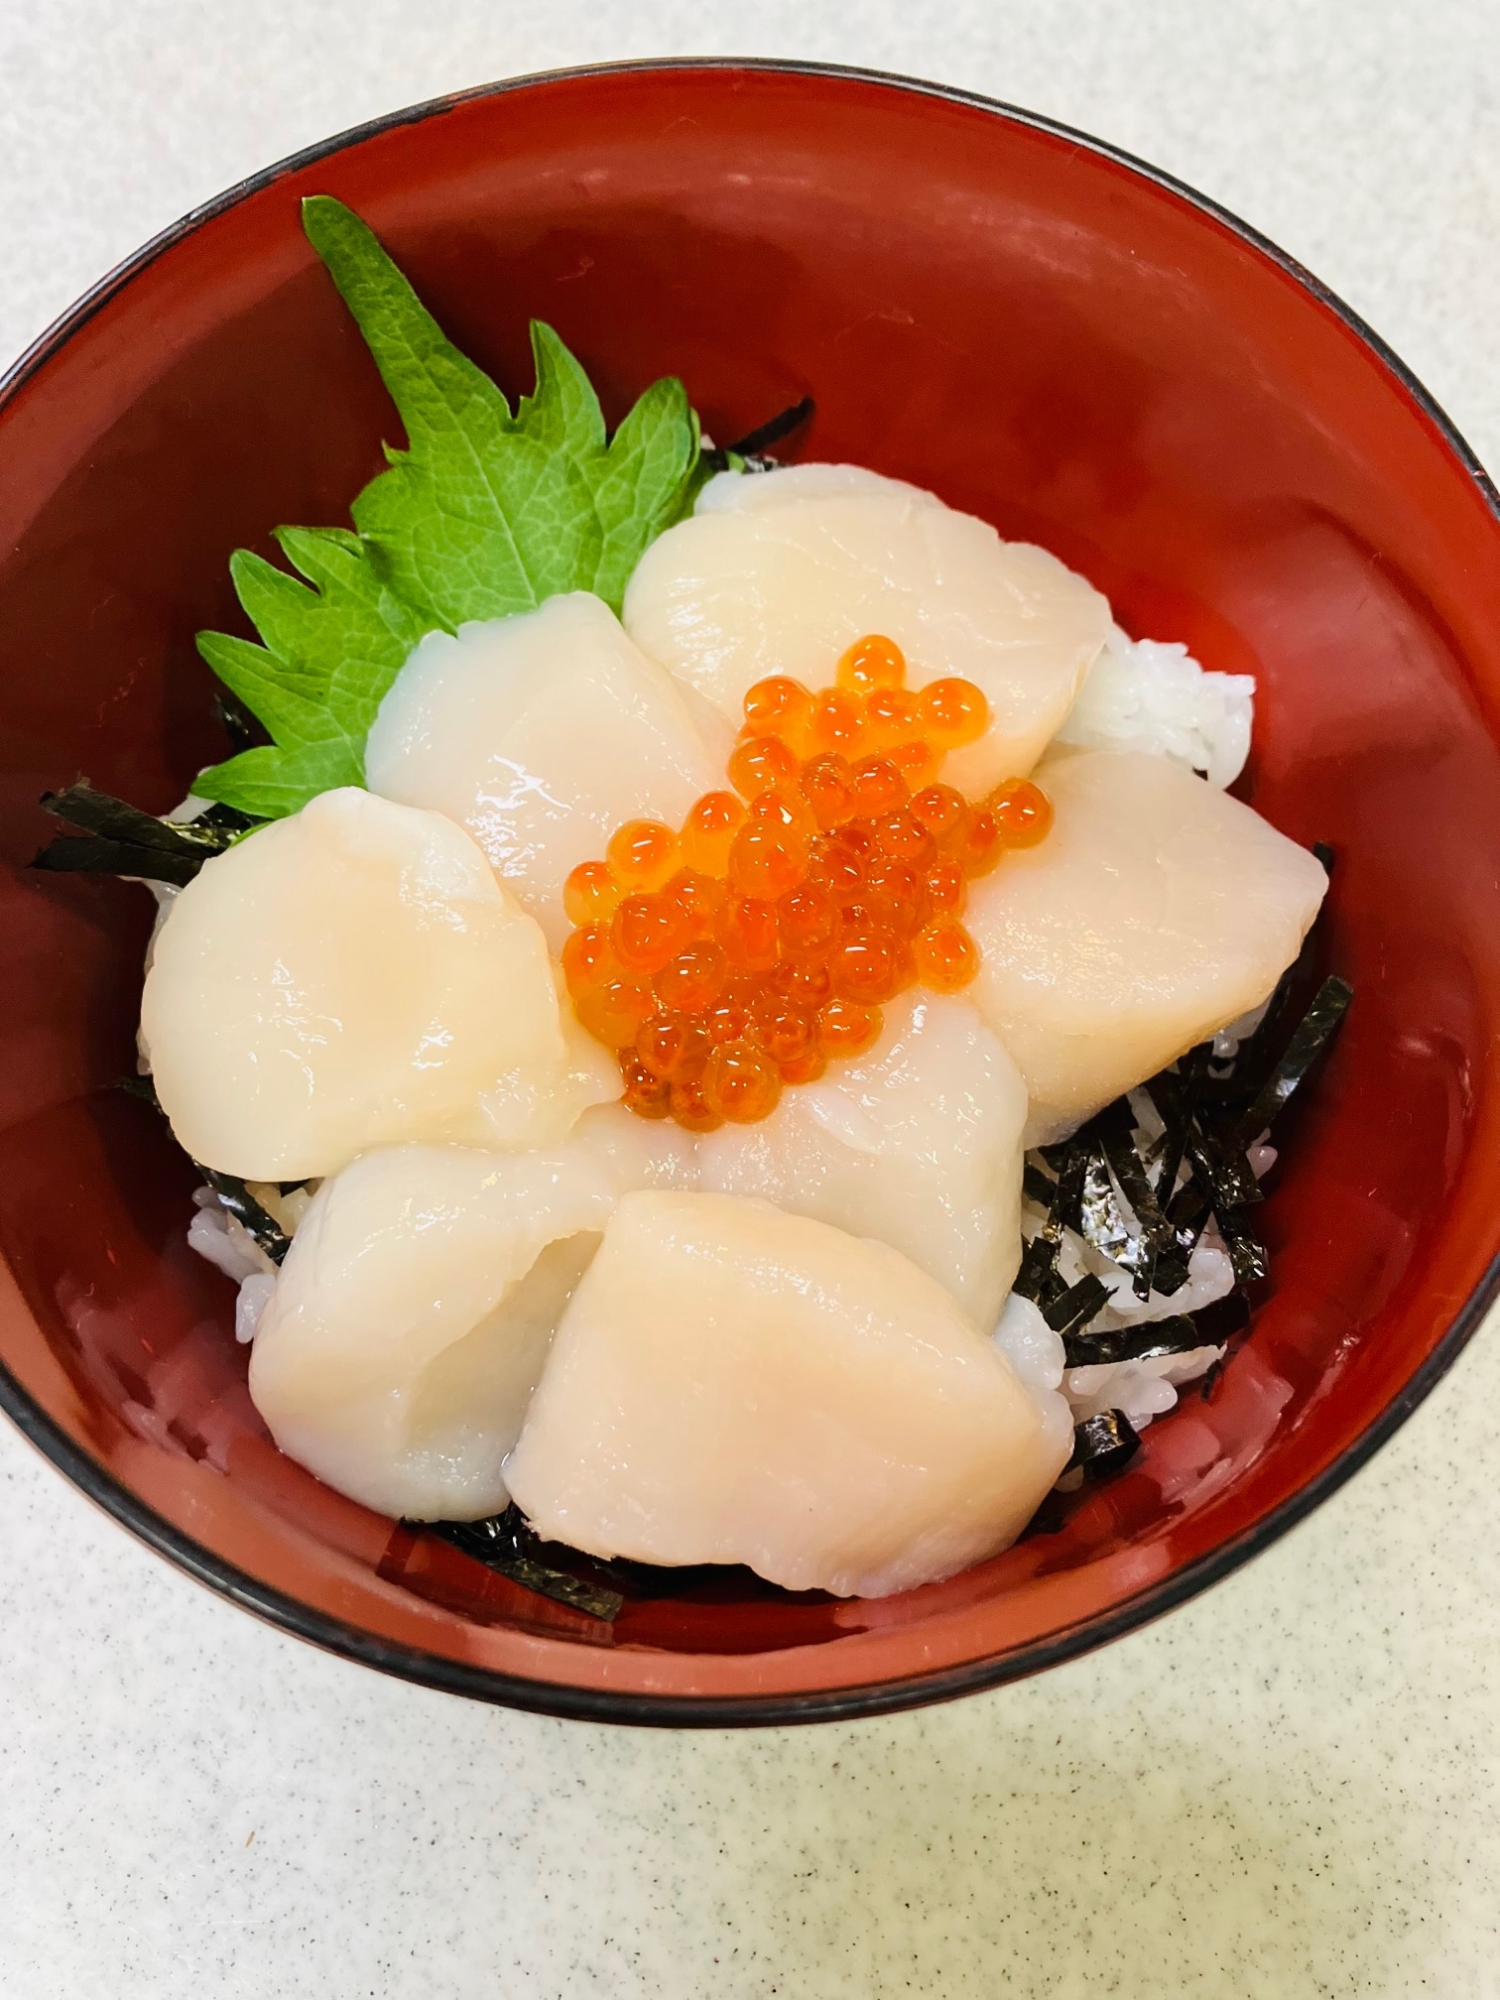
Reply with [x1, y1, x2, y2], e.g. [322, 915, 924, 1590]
[2, 55, 1498, 1729]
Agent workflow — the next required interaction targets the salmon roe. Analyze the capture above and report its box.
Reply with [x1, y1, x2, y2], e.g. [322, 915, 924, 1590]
[561, 635, 1053, 1128]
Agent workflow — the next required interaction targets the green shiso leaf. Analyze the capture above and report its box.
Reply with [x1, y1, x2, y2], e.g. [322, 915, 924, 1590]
[194, 527, 428, 816]
[303, 196, 699, 621]
[193, 196, 703, 818]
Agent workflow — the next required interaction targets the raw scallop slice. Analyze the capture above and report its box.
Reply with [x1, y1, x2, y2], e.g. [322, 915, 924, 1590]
[248, 1107, 698, 1520]
[695, 990, 1027, 1326]
[140, 787, 616, 1181]
[622, 464, 1111, 796]
[364, 592, 728, 948]
[505, 1191, 1072, 1598]
[965, 748, 1329, 1140]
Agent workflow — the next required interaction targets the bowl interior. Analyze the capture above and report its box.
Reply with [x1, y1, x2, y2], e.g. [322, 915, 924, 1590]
[4, 63, 1500, 1721]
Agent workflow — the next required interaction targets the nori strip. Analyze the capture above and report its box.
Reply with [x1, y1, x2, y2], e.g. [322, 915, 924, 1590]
[1229, 976, 1353, 1145]
[118, 1070, 297, 1287]
[197, 1169, 291, 1267]
[1185, 1127, 1261, 1212]
[116, 1072, 162, 1108]
[1022, 1160, 1058, 1208]
[1076, 1152, 1143, 1274]
[1014, 1143, 1089, 1305]
[423, 1508, 623, 1621]
[1190, 1289, 1252, 1348]
[1164, 1178, 1211, 1232]
[1206, 859, 1333, 1113]
[215, 688, 269, 755]
[1063, 1289, 1250, 1374]
[32, 782, 246, 886]
[42, 782, 235, 854]
[1042, 1273, 1114, 1338]
[1095, 1103, 1173, 1248]
[1211, 1203, 1270, 1285]
[1013, 1232, 1063, 1306]
[1144, 1049, 1206, 1203]
[1094, 1101, 1187, 1295]
[34, 835, 206, 889]
[1062, 1313, 1201, 1368]
[1195, 1296, 1254, 1400]
[1052, 1142, 1090, 1237]
[727, 396, 815, 458]
[195, 800, 262, 839]
[1066, 1409, 1141, 1481]
[698, 397, 817, 477]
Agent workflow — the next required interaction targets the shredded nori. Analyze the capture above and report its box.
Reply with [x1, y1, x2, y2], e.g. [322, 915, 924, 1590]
[1014, 1142, 1090, 1308]
[1058, 1288, 1254, 1368]
[1094, 1100, 1184, 1294]
[1019, 877, 1351, 1477]
[1042, 1273, 1115, 1339]
[1063, 1312, 1193, 1369]
[700, 397, 817, 476]
[1075, 1151, 1146, 1279]
[114, 1075, 293, 1267]
[31, 782, 256, 887]
[727, 396, 815, 459]
[1066, 1409, 1141, 1481]
[1229, 976, 1353, 1147]
[116, 1072, 162, 1108]
[215, 689, 269, 756]
[1209, 1201, 1270, 1285]
[196, 1170, 291, 1266]
[422, 1508, 624, 1621]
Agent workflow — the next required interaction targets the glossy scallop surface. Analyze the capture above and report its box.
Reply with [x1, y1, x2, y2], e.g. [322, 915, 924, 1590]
[140, 786, 615, 1180]
[964, 749, 1329, 1141]
[505, 1190, 1071, 1597]
[625, 464, 1111, 797]
[695, 989, 1028, 1325]
[365, 592, 727, 950]
[248, 1106, 695, 1521]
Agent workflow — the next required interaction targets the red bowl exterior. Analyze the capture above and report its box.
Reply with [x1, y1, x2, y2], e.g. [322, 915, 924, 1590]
[3, 61, 1499, 1725]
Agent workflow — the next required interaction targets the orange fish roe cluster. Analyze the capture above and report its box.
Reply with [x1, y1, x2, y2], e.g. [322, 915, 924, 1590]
[562, 635, 1053, 1130]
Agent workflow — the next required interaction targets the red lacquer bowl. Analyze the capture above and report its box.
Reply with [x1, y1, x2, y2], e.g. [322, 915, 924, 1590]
[3, 61, 1499, 1726]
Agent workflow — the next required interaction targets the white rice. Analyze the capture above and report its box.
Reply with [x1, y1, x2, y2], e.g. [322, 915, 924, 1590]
[998, 1105, 1284, 1443]
[186, 1187, 274, 1284]
[1055, 624, 1255, 788]
[991, 1291, 1217, 1457]
[991, 1294, 1075, 1460]
[234, 1273, 278, 1345]
[186, 1180, 318, 1343]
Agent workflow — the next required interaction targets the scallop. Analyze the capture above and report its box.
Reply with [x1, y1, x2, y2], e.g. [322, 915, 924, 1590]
[140, 786, 617, 1181]
[504, 1190, 1072, 1598]
[965, 749, 1329, 1140]
[622, 464, 1111, 796]
[364, 591, 729, 948]
[248, 1106, 697, 1521]
[695, 990, 1027, 1326]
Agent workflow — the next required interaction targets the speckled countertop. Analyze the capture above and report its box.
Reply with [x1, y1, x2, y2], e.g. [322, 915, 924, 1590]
[3, 5, 1499, 1995]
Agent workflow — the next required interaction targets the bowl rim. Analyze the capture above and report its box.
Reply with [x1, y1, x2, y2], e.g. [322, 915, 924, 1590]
[3, 55, 1498, 1728]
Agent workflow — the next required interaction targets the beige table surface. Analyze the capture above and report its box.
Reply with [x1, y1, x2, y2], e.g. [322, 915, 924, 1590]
[2, 3, 1499, 1994]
